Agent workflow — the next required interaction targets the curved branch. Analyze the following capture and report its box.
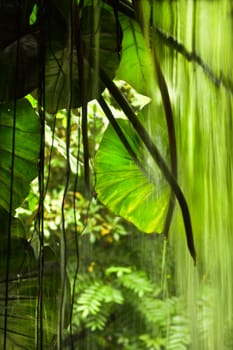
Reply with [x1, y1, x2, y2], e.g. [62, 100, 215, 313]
[153, 51, 177, 239]
[100, 70, 196, 263]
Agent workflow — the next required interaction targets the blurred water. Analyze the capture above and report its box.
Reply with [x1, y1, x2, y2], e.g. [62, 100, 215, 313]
[155, 1, 233, 348]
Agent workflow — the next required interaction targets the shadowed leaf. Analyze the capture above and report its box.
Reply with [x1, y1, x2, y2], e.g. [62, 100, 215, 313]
[0, 99, 40, 212]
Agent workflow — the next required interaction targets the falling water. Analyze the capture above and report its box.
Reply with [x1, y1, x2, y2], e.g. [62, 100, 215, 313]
[155, 1, 233, 348]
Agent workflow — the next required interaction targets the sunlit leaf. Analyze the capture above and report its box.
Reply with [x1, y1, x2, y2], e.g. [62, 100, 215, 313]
[95, 112, 170, 234]
[116, 15, 151, 96]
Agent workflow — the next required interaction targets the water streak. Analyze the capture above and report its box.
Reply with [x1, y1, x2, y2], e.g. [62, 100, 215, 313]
[158, 1, 233, 348]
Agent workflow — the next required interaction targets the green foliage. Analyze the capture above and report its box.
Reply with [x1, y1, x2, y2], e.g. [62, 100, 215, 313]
[75, 280, 123, 331]
[12, 85, 191, 350]
[0, 0, 216, 348]
[0, 1, 122, 112]
[106, 266, 153, 297]
[116, 15, 152, 96]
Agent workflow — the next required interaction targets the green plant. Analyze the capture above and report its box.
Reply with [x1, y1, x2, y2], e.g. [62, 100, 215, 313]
[3, 0, 230, 348]
[0, 0, 196, 260]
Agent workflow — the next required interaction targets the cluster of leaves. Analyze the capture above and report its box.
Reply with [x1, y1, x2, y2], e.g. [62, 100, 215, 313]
[0, 97, 68, 348]
[70, 265, 191, 350]
[0, 0, 201, 348]
[14, 94, 193, 349]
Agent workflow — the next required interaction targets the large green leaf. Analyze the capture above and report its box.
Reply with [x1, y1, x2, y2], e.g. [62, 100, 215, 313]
[0, 99, 40, 212]
[95, 114, 170, 234]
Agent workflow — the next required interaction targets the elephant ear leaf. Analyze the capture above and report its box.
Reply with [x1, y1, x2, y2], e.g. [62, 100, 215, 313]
[0, 99, 40, 212]
[94, 115, 170, 234]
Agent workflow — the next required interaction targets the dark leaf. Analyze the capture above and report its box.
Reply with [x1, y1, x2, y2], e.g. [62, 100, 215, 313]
[38, 6, 122, 113]
[0, 34, 39, 102]
[0, 99, 40, 212]
[0, 209, 69, 349]
[0, 0, 35, 45]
